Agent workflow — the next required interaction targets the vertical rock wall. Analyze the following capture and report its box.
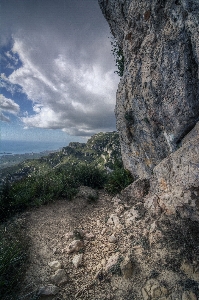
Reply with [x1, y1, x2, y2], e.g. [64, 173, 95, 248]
[99, 0, 199, 179]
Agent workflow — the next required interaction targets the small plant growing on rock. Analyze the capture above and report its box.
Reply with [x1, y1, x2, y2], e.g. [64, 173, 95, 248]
[110, 36, 125, 77]
[179, 279, 199, 295]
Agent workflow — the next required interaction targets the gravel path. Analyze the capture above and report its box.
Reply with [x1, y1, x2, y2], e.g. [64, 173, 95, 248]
[19, 190, 117, 300]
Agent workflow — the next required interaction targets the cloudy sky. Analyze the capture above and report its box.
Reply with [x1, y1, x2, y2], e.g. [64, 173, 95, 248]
[0, 0, 119, 146]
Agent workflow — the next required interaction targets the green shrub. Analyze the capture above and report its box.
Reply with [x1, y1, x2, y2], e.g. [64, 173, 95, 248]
[124, 110, 134, 125]
[73, 164, 107, 189]
[111, 37, 125, 77]
[0, 181, 13, 220]
[0, 224, 29, 300]
[0, 163, 108, 221]
[105, 168, 133, 195]
[0, 162, 132, 221]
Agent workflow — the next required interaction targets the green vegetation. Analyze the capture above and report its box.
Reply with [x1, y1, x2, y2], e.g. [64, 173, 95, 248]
[0, 132, 134, 221]
[0, 151, 52, 169]
[111, 37, 125, 77]
[0, 164, 107, 221]
[0, 222, 29, 300]
[0, 132, 134, 297]
[105, 168, 133, 195]
[124, 110, 134, 125]
[0, 131, 121, 181]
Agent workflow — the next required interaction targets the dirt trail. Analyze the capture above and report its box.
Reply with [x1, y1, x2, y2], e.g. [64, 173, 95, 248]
[20, 190, 117, 300]
[16, 183, 199, 300]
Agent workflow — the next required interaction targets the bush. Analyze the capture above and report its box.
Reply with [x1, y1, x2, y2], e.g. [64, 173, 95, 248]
[0, 163, 107, 221]
[0, 224, 29, 300]
[0, 162, 132, 221]
[105, 168, 133, 195]
[73, 164, 107, 189]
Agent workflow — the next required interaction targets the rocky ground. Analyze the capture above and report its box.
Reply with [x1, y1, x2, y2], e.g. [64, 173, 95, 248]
[18, 187, 122, 300]
[15, 183, 199, 300]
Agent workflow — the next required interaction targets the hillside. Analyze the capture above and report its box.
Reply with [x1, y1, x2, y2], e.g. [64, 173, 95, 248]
[0, 131, 133, 223]
[0, 132, 122, 183]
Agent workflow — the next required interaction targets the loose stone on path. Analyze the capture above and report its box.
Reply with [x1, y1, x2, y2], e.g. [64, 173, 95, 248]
[48, 260, 62, 271]
[72, 253, 83, 268]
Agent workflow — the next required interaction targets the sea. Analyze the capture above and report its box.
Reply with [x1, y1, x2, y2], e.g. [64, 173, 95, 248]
[0, 140, 68, 156]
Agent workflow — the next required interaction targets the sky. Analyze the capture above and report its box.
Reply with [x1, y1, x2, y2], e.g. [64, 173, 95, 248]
[0, 0, 119, 145]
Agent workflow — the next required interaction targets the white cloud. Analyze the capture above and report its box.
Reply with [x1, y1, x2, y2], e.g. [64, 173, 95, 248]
[0, 94, 20, 114]
[0, 0, 119, 136]
[5, 50, 19, 65]
[0, 94, 20, 122]
[5, 37, 119, 135]
[1, 73, 22, 95]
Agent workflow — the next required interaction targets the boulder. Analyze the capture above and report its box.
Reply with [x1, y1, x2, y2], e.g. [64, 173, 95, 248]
[182, 291, 197, 300]
[107, 214, 120, 227]
[63, 231, 74, 240]
[142, 279, 168, 299]
[108, 234, 117, 243]
[76, 186, 98, 201]
[84, 232, 95, 240]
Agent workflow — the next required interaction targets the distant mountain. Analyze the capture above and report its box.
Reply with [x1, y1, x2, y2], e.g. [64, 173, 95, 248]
[0, 132, 122, 183]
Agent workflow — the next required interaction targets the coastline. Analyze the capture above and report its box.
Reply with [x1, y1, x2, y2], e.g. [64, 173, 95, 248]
[0, 140, 67, 156]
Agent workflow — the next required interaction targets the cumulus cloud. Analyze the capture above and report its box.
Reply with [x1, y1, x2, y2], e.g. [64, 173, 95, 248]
[5, 39, 118, 135]
[0, 94, 20, 123]
[0, 0, 119, 136]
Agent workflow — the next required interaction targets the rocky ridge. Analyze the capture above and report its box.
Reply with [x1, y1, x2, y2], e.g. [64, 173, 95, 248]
[99, 0, 199, 179]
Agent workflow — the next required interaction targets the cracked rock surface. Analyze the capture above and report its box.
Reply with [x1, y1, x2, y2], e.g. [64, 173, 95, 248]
[98, 0, 199, 179]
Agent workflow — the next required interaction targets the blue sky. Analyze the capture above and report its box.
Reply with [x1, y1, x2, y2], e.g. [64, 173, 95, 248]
[0, 0, 119, 145]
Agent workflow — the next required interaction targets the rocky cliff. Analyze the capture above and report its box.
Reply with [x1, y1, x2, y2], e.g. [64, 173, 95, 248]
[99, 0, 199, 179]
[98, 1, 199, 299]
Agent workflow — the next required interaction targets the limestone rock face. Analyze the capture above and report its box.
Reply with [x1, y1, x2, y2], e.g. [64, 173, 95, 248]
[99, 0, 199, 178]
[144, 123, 199, 218]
